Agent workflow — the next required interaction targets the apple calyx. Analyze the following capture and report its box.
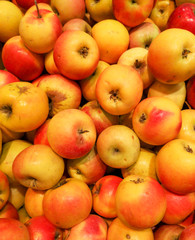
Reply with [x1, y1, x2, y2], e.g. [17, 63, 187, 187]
[182, 49, 191, 59]
[134, 59, 146, 73]
[78, 129, 89, 134]
[79, 46, 89, 58]
[34, 0, 42, 18]
[139, 113, 147, 123]
[109, 89, 121, 102]
[130, 177, 144, 184]
[0, 104, 12, 118]
[126, 234, 131, 239]
[184, 144, 193, 153]
[93, 183, 102, 195]
[28, 177, 37, 188]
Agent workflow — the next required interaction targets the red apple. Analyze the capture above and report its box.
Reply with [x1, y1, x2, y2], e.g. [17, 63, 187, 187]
[179, 223, 195, 240]
[154, 224, 184, 240]
[16, 0, 51, 10]
[186, 75, 195, 109]
[167, 3, 195, 35]
[62, 18, 92, 35]
[34, 119, 51, 146]
[0, 201, 19, 220]
[0, 70, 20, 88]
[0, 170, 10, 210]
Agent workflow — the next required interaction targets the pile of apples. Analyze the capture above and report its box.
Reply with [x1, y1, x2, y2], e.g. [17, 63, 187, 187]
[0, 0, 195, 239]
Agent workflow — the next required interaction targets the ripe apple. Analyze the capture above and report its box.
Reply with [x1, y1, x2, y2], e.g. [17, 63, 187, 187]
[44, 50, 60, 75]
[179, 211, 195, 228]
[25, 215, 63, 240]
[0, 81, 49, 132]
[147, 80, 186, 109]
[112, 0, 154, 27]
[154, 224, 184, 240]
[85, 0, 114, 22]
[147, 28, 195, 84]
[66, 146, 107, 185]
[107, 217, 154, 240]
[0, 125, 24, 144]
[95, 64, 143, 116]
[186, 75, 195, 109]
[0, 170, 10, 210]
[118, 47, 155, 89]
[0, 70, 20, 88]
[18, 206, 30, 224]
[16, 0, 51, 10]
[156, 138, 195, 194]
[12, 144, 65, 190]
[0, 201, 19, 220]
[92, 175, 123, 218]
[2, 36, 45, 81]
[81, 100, 119, 135]
[53, 30, 99, 80]
[37, 74, 82, 117]
[47, 109, 97, 159]
[19, 2, 62, 54]
[121, 147, 157, 180]
[42, 178, 93, 229]
[80, 61, 110, 102]
[0, 218, 30, 240]
[62, 18, 92, 35]
[91, 19, 129, 64]
[34, 119, 51, 146]
[0, 1, 23, 43]
[149, 0, 176, 31]
[129, 22, 161, 49]
[50, 0, 85, 25]
[179, 223, 195, 240]
[96, 125, 140, 169]
[167, 3, 195, 35]
[132, 97, 182, 146]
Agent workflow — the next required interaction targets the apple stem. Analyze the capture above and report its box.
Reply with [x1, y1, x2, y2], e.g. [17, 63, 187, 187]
[34, 0, 42, 18]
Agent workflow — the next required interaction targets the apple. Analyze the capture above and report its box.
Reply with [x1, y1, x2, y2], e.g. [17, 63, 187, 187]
[0, 1, 23, 43]
[147, 28, 195, 84]
[19, 2, 62, 54]
[121, 147, 157, 180]
[62, 18, 92, 35]
[85, 0, 114, 22]
[12, 144, 65, 190]
[115, 175, 167, 229]
[177, 109, 195, 142]
[37, 74, 82, 117]
[154, 224, 184, 240]
[80, 60, 110, 102]
[147, 80, 186, 109]
[63, 214, 108, 240]
[96, 125, 140, 169]
[128, 22, 161, 49]
[53, 30, 99, 80]
[2, 35, 45, 81]
[66, 146, 107, 185]
[179, 211, 195, 228]
[42, 178, 93, 229]
[0, 43, 4, 70]
[0, 70, 20, 88]
[0, 201, 19, 220]
[91, 19, 129, 64]
[18, 206, 30, 224]
[16, 0, 51, 10]
[44, 50, 60, 75]
[0, 125, 24, 144]
[0, 218, 30, 240]
[95, 64, 143, 116]
[167, 3, 195, 35]
[25, 215, 63, 240]
[0, 139, 32, 183]
[162, 187, 195, 225]
[0, 81, 49, 132]
[0, 170, 10, 210]
[34, 119, 51, 146]
[156, 138, 195, 194]
[186, 75, 195, 109]
[47, 108, 97, 159]
[179, 223, 195, 240]
[107, 217, 154, 240]
[112, 0, 154, 27]
[92, 175, 123, 218]
[81, 100, 120, 135]
[118, 47, 155, 89]
[132, 96, 182, 146]
[24, 187, 46, 218]
[50, 0, 86, 25]
[149, 0, 176, 31]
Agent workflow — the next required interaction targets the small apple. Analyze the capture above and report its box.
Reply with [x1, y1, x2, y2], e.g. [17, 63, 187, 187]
[0, 170, 10, 210]
[0, 201, 19, 220]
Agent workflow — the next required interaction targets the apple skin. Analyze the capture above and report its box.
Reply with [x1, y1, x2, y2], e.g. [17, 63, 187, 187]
[179, 223, 195, 240]
[66, 146, 107, 185]
[0, 218, 30, 240]
[19, 4, 62, 54]
[186, 75, 195, 109]
[115, 175, 167, 229]
[42, 178, 93, 229]
[44, 50, 60, 75]
[92, 175, 123, 219]
[63, 214, 108, 240]
[53, 30, 99, 80]
[167, 3, 195, 35]
[156, 138, 195, 194]
[112, 0, 154, 27]
[179, 211, 195, 228]
[62, 18, 92, 35]
[2, 36, 45, 81]
[0, 81, 49, 132]
[25, 215, 63, 240]
[0, 170, 10, 211]
[132, 97, 182, 146]
[0, 201, 19, 220]
[12, 144, 65, 190]
[16, 0, 50, 10]
[18, 206, 31, 224]
[0, 70, 20, 88]
[176, 0, 195, 6]
[154, 224, 184, 240]
[47, 109, 97, 159]
[107, 217, 154, 240]
[34, 119, 51, 146]
[162, 187, 195, 225]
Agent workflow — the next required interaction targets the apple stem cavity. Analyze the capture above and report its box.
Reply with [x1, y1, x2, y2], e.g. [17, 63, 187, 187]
[93, 183, 102, 195]
[109, 89, 121, 102]
[184, 144, 193, 153]
[78, 129, 89, 134]
[130, 178, 144, 184]
[139, 113, 147, 123]
[182, 49, 191, 59]
[126, 234, 131, 239]
[0, 104, 12, 118]
[79, 46, 89, 58]
[34, 0, 42, 18]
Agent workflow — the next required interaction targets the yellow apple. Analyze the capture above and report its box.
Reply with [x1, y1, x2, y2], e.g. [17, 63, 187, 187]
[18, 206, 31, 224]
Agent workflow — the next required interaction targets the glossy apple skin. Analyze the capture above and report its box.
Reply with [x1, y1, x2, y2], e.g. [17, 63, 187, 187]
[34, 119, 51, 146]
[167, 3, 195, 35]
[179, 223, 195, 240]
[0, 70, 19, 88]
[25, 215, 63, 240]
[0, 201, 19, 220]
[186, 76, 195, 109]
[154, 224, 184, 240]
